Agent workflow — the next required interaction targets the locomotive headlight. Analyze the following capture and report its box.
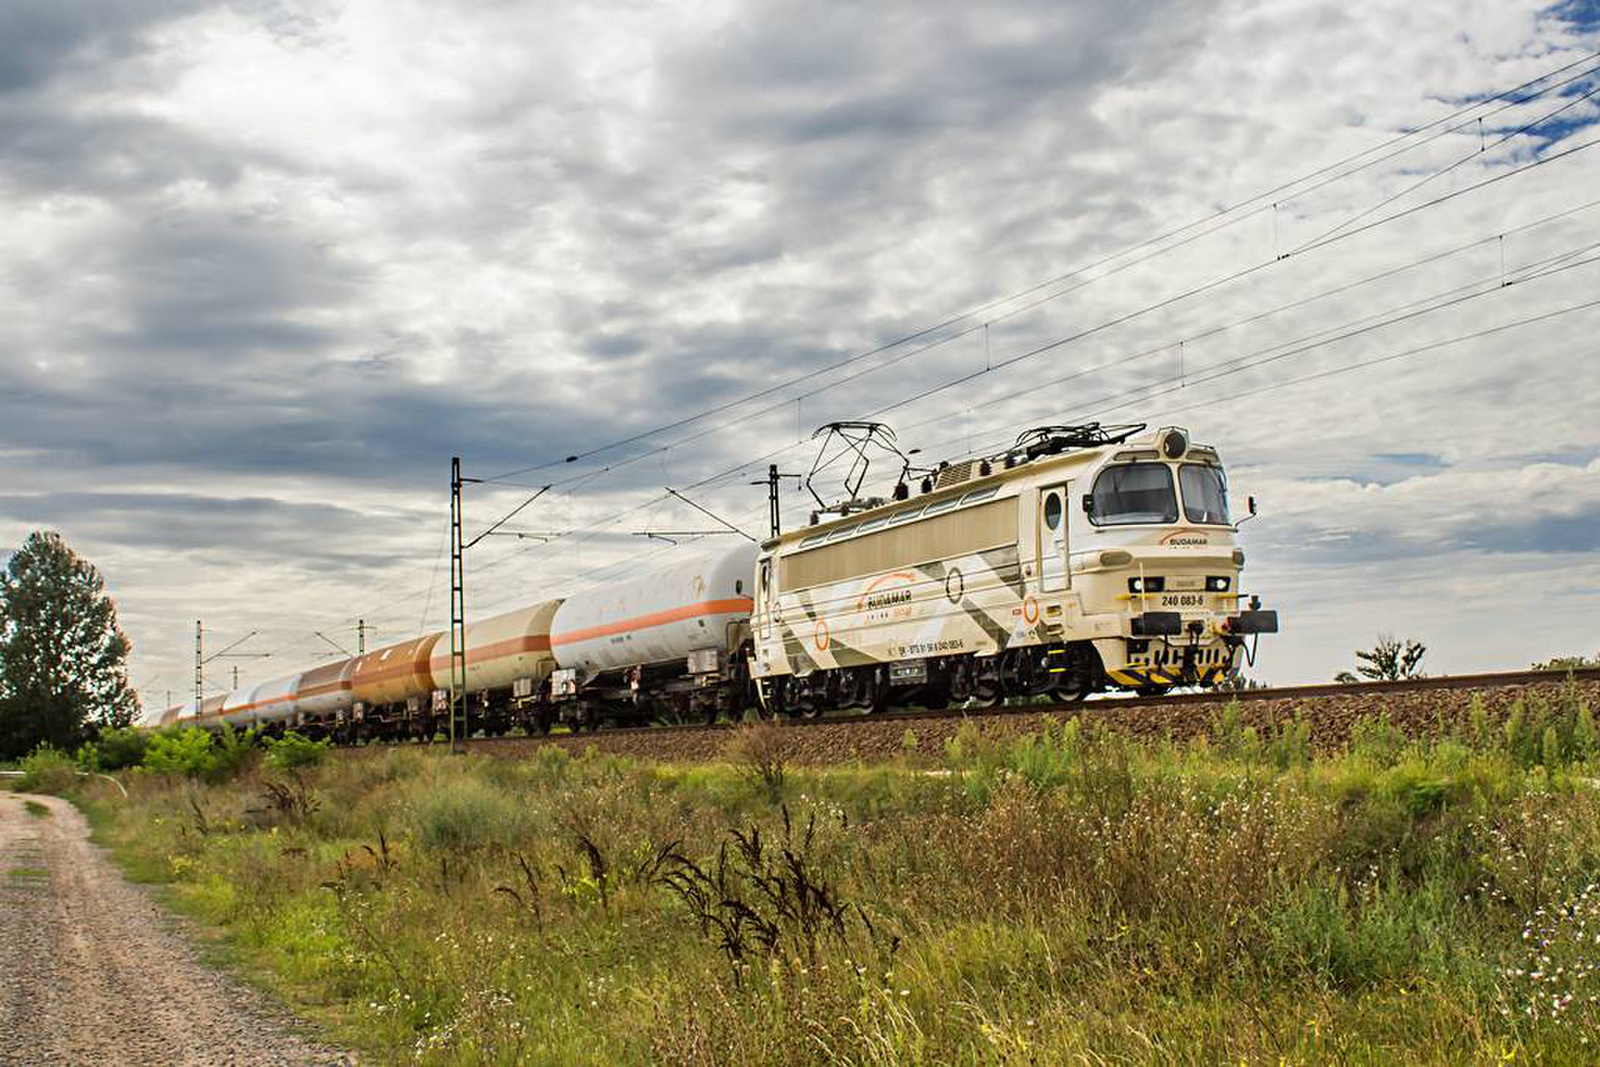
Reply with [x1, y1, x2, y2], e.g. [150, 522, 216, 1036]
[1159, 427, 1189, 459]
[1129, 576, 1166, 593]
[1206, 576, 1231, 592]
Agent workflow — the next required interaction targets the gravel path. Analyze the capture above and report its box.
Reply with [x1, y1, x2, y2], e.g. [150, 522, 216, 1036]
[0, 792, 353, 1066]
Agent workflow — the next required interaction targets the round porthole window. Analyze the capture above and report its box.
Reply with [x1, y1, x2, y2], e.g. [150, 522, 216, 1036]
[1044, 492, 1063, 530]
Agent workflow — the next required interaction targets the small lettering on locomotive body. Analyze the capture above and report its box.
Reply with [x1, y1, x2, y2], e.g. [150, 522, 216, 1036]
[901, 638, 965, 656]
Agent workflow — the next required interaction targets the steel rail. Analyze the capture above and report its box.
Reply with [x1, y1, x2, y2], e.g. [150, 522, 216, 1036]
[337, 666, 1600, 753]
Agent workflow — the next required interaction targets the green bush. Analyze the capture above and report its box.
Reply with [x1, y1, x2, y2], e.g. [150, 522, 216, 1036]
[80, 726, 151, 771]
[18, 745, 77, 793]
[207, 723, 259, 781]
[143, 728, 217, 778]
[409, 776, 531, 851]
[263, 731, 330, 773]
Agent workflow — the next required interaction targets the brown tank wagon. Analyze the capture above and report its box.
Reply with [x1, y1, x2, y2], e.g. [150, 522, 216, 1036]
[352, 635, 441, 707]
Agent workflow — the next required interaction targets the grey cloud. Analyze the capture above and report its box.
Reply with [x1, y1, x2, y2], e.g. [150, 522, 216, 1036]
[1459, 501, 1600, 554]
[0, 1, 209, 94]
[0, 104, 253, 197]
[0, 490, 412, 570]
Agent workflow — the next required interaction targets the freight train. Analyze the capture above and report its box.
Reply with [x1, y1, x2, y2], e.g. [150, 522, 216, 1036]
[152, 424, 1277, 740]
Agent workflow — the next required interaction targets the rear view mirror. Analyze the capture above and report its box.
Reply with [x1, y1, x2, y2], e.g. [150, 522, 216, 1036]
[1248, 495, 1258, 516]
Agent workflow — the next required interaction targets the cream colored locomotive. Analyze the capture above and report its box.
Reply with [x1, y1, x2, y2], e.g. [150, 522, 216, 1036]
[749, 424, 1276, 713]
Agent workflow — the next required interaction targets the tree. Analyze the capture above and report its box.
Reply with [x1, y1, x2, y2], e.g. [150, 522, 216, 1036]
[0, 531, 139, 758]
[1334, 633, 1426, 684]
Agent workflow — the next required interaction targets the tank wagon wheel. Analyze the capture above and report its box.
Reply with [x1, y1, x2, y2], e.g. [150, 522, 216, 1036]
[1136, 685, 1171, 698]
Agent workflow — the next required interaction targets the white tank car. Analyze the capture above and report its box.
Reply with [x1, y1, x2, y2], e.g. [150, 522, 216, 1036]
[551, 544, 758, 675]
[425, 600, 561, 694]
[220, 684, 256, 729]
[245, 672, 303, 728]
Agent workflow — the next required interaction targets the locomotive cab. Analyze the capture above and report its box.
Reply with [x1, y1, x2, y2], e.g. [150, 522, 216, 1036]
[1066, 427, 1277, 693]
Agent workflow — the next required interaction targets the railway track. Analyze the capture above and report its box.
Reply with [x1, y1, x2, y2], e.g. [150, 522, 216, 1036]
[341, 666, 1600, 762]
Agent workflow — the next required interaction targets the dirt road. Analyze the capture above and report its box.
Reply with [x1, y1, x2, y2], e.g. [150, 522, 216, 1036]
[0, 792, 351, 1066]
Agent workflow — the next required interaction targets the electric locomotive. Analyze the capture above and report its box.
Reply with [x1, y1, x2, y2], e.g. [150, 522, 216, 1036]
[750, 423, 1277, 713]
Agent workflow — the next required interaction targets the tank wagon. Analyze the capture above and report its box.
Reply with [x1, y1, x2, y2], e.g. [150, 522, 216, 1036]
[547, 546, 757, 728]
[346, 634, 442, 740]
[427, 601, 562, 734]
[292, 657, 357, 732]
[160, 423, 1276, 741]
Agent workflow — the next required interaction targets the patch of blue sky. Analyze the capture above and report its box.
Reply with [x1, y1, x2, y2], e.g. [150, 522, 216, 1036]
[1299, 452, 1449, 487]
[1547, 0, 1600, 33]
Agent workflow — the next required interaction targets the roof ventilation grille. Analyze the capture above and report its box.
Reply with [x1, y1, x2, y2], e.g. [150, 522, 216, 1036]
[934, 460, 974, 489]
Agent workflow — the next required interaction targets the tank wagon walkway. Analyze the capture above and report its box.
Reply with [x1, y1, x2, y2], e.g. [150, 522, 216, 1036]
[0, 793, 351, 1066]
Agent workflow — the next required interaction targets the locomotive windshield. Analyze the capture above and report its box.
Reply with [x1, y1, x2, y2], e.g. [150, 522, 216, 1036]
[1179, 463, 1231, 525]
[1089, 463, 1178, 525]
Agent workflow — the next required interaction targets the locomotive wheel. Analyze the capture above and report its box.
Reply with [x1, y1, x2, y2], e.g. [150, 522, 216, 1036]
[970, 683, 1003, 709]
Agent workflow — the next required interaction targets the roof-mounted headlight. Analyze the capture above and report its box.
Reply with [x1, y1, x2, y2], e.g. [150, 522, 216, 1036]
[1158, 427, 1189, 460]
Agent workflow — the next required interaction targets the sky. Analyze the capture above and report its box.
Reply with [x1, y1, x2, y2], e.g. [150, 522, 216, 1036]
[1, 0, 1598, 710]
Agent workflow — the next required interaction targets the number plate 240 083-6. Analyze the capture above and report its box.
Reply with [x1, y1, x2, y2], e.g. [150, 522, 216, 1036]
[1159, 592, 1208, 609]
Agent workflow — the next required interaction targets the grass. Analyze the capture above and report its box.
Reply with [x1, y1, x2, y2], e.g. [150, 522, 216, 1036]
[24, 800, 50, 818]
[49, 689, 1600, 1064]
[8, 867, 48, 879]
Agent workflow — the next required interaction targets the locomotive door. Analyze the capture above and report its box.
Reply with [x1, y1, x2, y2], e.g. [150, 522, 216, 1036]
[1040, 484, 1071, 592]
[758, 560, 774, 637]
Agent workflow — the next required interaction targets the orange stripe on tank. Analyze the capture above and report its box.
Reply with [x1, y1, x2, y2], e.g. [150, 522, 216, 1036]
[428, 634, 553, 672]
[295, 681, 352, 698]
[551, 598, 752, 647]
[355, 661, 432, 685]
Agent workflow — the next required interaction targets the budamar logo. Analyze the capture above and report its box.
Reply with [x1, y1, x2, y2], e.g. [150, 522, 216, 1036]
[865, 589, 912, 610]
